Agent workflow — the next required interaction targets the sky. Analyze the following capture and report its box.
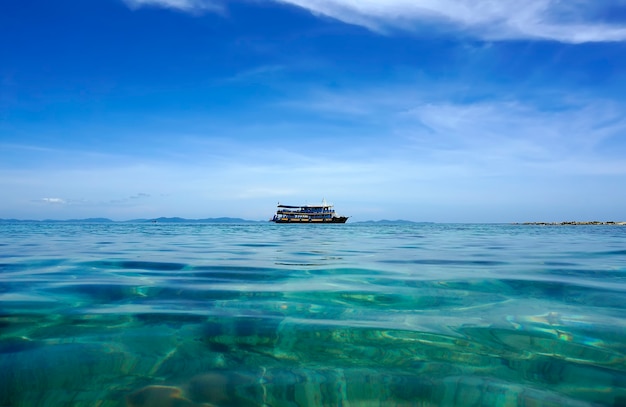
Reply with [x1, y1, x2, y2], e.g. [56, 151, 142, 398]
[1, 0, 626, 222]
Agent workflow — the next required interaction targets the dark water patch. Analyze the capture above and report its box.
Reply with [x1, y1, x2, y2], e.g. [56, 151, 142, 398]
[168, 285, 282, 306]
[118, 288, 273, 304]
[280, 287, 505, 313]
[189, 271, 282, 282]
[199, 315, 283, 358]
[51, 283, 258, 303]
[47, 283, 142, 302]
[335, 291, 468, 310]
[80, 260, 187, 271]
[220, 250, 258, 257]
[542, 266, 626, 281]
[593, 249, 626, 256]
[306, 267, 384, 276]
[190, 265, 290, 282]
[0, 294, 65, 313]
[134, 312, 208, 327]
[543, 261, 581, 267]
[397, 244, 424, 250]
[291, 251, 329, 257]
[86, 250, 128, 256]
[380, 259, 508, 266]
[0, 337, 46, 354]
[0, 259, 67, 273]
[274, 262, 324, 267]
[236, 242, 279, 248]
[202, 316, 282, 341]
[54, 313, 134, 329]
[418, 279, 518, 298]
[435, 278, 626, 309]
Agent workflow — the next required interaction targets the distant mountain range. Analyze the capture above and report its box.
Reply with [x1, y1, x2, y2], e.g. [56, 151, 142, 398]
[3, 218, 622, 225]
[0, 217, 263, 224]
[0, 217, 422, 224]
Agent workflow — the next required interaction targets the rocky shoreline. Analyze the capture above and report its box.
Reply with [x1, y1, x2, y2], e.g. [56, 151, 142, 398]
[514, 221, 626, 226]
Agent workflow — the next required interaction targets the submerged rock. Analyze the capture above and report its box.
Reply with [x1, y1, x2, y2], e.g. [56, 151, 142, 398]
[126, 385, 213, 407]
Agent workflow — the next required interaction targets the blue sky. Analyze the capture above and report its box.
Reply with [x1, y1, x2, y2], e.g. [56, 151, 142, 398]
[2, 0, 626, 222]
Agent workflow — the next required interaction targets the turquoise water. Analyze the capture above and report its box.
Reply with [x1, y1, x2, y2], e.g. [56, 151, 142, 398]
[1, 223, 625, 406]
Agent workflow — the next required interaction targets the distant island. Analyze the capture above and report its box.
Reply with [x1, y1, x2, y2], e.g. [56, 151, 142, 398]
[0, 217, 263, 224]
[0, 217, 429, 224]
[514, 221, 626, 226]
[146, 217, 263, 224]
[2, 218, 622, 225]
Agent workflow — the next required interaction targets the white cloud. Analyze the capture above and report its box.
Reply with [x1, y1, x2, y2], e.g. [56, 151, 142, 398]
[122, 0, 223, 14]
[275, 82, 626, 177]
[122, 0, 626, 43]
[32, 193, 151, 208]
[40, 197, 66, 204]
[278, 0, 626, 43]
[402, 99, 626, 175]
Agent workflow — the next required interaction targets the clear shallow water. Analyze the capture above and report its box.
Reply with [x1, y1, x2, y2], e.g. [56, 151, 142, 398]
[1, 223, 625, 406]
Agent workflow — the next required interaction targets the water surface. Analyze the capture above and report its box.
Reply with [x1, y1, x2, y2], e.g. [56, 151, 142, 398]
[1, 223, 625, 406]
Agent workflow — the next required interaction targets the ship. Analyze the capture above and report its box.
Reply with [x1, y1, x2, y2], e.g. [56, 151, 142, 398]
[270, 199, 348, 223]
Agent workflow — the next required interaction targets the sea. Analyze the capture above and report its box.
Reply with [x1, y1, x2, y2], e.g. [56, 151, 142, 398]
[1, 222, 625, 407]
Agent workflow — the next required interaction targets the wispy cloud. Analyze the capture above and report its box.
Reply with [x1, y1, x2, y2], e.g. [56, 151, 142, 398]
[279, 0, 626, 43]
[402, 99, 626, 175]
[33, 193, 151, 208]
[122, 0, 626, 43]
[122, 0, 224, 14]
[109, 193, 152, 204]
[38, 197, 66, 204]
[223, 65, 287, 84]
[276, 82, 626, 176]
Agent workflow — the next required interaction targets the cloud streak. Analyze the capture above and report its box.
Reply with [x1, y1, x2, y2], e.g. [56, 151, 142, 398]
[403, 99, 626, 175]
[276, 81, 626, 176]
[39, 197, 66, 204]
[279, 0, 626, 43]
[32, 193, 151, 208]
[122, 0, 626, 43]
[122, 0, 223, 14]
